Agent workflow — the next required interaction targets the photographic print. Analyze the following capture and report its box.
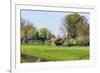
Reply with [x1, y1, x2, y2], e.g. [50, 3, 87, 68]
[11, 2, 96, 72]
[20, 10, 90, 63]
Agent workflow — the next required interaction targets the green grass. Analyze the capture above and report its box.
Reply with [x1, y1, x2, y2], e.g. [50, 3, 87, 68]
[21, 44, 89, 63]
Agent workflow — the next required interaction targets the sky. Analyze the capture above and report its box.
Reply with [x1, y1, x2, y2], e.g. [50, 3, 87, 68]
[21, 10, 90, 37]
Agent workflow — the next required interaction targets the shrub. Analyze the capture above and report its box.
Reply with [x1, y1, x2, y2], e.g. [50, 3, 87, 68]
[54, 36, 89, 46]
[75, 36, 89, 46]
[55, 38, 64, 46]
[65, 38, 76, 46]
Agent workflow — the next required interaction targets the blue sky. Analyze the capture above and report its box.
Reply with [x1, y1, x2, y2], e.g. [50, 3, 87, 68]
[21, 10, 90, 37]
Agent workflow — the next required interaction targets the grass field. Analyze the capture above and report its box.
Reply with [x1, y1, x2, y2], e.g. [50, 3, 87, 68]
[21, 44, 89, 63]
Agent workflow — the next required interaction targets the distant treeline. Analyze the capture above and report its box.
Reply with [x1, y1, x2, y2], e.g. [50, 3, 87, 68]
[21, 13, 89, 46]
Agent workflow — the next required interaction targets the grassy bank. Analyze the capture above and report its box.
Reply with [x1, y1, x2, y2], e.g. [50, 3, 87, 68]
[21, 44, 89, 63]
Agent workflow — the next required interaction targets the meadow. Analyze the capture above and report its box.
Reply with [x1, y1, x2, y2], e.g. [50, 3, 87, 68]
[21, 44, 89, 63]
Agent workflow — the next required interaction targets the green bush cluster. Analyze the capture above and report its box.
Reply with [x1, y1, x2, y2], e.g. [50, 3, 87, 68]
[54, 36, 89, 46]
[65, 36, 89, 46]
[55, 38, 64, 46]
[65, 38, 76, 46]
[75, 36, 89, 46]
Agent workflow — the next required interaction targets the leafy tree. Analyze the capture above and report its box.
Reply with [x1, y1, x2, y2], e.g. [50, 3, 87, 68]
[21, 23, 37, 43]
[39, 28, 52, 41]
[75, 16, 89, 37]
[63, 13, 82, 38]
[63, 13, 89, 46]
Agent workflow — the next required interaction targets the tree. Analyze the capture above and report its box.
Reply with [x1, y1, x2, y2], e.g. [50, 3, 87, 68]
[75, 16, 89, 37]
[62, 13, 89, 46]
[39, 28, 52, 43]
[63, 13, 89, 37]
[63, 13, 82, 38]
[21, 23, 37, 43]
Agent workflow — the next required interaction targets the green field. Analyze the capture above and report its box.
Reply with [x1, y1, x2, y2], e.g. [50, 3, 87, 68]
[21, 44, 89, 63]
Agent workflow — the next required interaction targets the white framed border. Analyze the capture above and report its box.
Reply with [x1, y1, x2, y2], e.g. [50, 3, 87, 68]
[11, 1, 96, 73]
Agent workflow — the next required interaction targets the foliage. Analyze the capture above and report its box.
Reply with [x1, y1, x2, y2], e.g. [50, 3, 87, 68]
[21, 13, 89, 46]
[62, 13, 89, 46]
[55, 38, 64, 46]
[21, 17, 54, 43]
[75, 36, 89, 46]
[63, 13, 89, 37]
[39, 28, 53, 40]
[63, 13, 81, 38]
[21, 24, 37, 43]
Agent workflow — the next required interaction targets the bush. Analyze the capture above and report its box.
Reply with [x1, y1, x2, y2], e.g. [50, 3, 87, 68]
[75, 36, 89, 46]
[55, 38, 64, 46]
[65, 38, 76, 46]
[64, 36, 89, 46]
[54, 36, 89, 46]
